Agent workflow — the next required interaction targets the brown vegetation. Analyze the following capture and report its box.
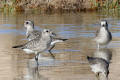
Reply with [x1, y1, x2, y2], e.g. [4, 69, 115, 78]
[0, 0, 119, 12]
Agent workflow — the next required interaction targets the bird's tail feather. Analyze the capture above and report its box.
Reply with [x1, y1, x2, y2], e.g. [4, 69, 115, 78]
[12, 45, 23, 48]
[87, 56, 90, 60]
[55, 38, 68, 41]
[87, 56, 93, 61]
[61, 39, 68, 41]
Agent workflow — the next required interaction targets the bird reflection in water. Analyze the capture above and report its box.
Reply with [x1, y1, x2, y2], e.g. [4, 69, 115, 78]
[87, 48, 112, 80]
[23, 55, 55, 80]
[24, 60, 48, 80]
[94, 48, 112, 63]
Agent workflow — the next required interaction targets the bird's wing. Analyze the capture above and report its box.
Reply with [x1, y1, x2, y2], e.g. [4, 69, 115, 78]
[27, 30, 42, 40]
[95, 28, 100, 37]
[108, 31, 112, 40]
[23, 38, 40, 49]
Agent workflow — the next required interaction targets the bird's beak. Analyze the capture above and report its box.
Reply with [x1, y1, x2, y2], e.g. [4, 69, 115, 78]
[52, 32, 56, 36]
[102, 24, 105, 27]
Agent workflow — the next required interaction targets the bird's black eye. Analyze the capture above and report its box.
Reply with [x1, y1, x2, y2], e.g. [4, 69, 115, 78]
[26, 22, 29, 24]
[46, 30, 49, 32]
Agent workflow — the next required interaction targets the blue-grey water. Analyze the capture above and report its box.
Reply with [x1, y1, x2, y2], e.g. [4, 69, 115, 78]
[0, 11, 119, 80]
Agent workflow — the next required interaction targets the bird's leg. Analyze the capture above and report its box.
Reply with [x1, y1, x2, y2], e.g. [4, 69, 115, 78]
[104, 72, 109, 80]
[48, 45, 55, 53]
[35, 55, 38, 61]
[35, 65, 39, 73]
[35, 55, 38, 65]
[48, 45, 55, 58]
[97, 43, 100, 49]
[35, 52, 39, 65]
[49, 51, 55, 59]
[96, 73, 100, 80]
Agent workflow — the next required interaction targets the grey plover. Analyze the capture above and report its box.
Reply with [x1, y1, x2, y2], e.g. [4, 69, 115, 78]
[94, 20, 112, 49]
[87, 56, 109, 80]
[24, 20, 68, 56]
[24, 20, 42, 41]
[12, 29, 53, 63]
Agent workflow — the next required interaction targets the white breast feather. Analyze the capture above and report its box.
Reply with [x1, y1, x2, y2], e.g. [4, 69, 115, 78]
[23, 49, 34, 54]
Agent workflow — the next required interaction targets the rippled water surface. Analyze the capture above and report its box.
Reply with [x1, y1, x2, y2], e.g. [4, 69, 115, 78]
[0, 11, 120, 80]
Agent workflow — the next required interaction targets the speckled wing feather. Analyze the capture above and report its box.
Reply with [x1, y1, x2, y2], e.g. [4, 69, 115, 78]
[27, 30, 42, 40]
[13, 38, 40, 50]
[95, 28, 100, 37]
[23, 38, 45, 50]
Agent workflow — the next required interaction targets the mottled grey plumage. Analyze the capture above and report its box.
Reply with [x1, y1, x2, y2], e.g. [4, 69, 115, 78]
[27, 30, 42, 41]
[12, 29, 53, 63]
[24, 20, 42, 41]
[94, 20, 112, 49]
[24, 20, 68, 56]
[87, 56, 109, 79]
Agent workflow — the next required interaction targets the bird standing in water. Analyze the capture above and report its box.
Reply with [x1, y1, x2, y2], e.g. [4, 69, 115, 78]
[24, 20, 68, 57]
[94, 20, 112, 49]
[12, 29, 54, 64]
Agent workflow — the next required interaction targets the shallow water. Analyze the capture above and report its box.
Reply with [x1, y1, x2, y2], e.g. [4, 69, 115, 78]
[0, 11, 120, 80]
